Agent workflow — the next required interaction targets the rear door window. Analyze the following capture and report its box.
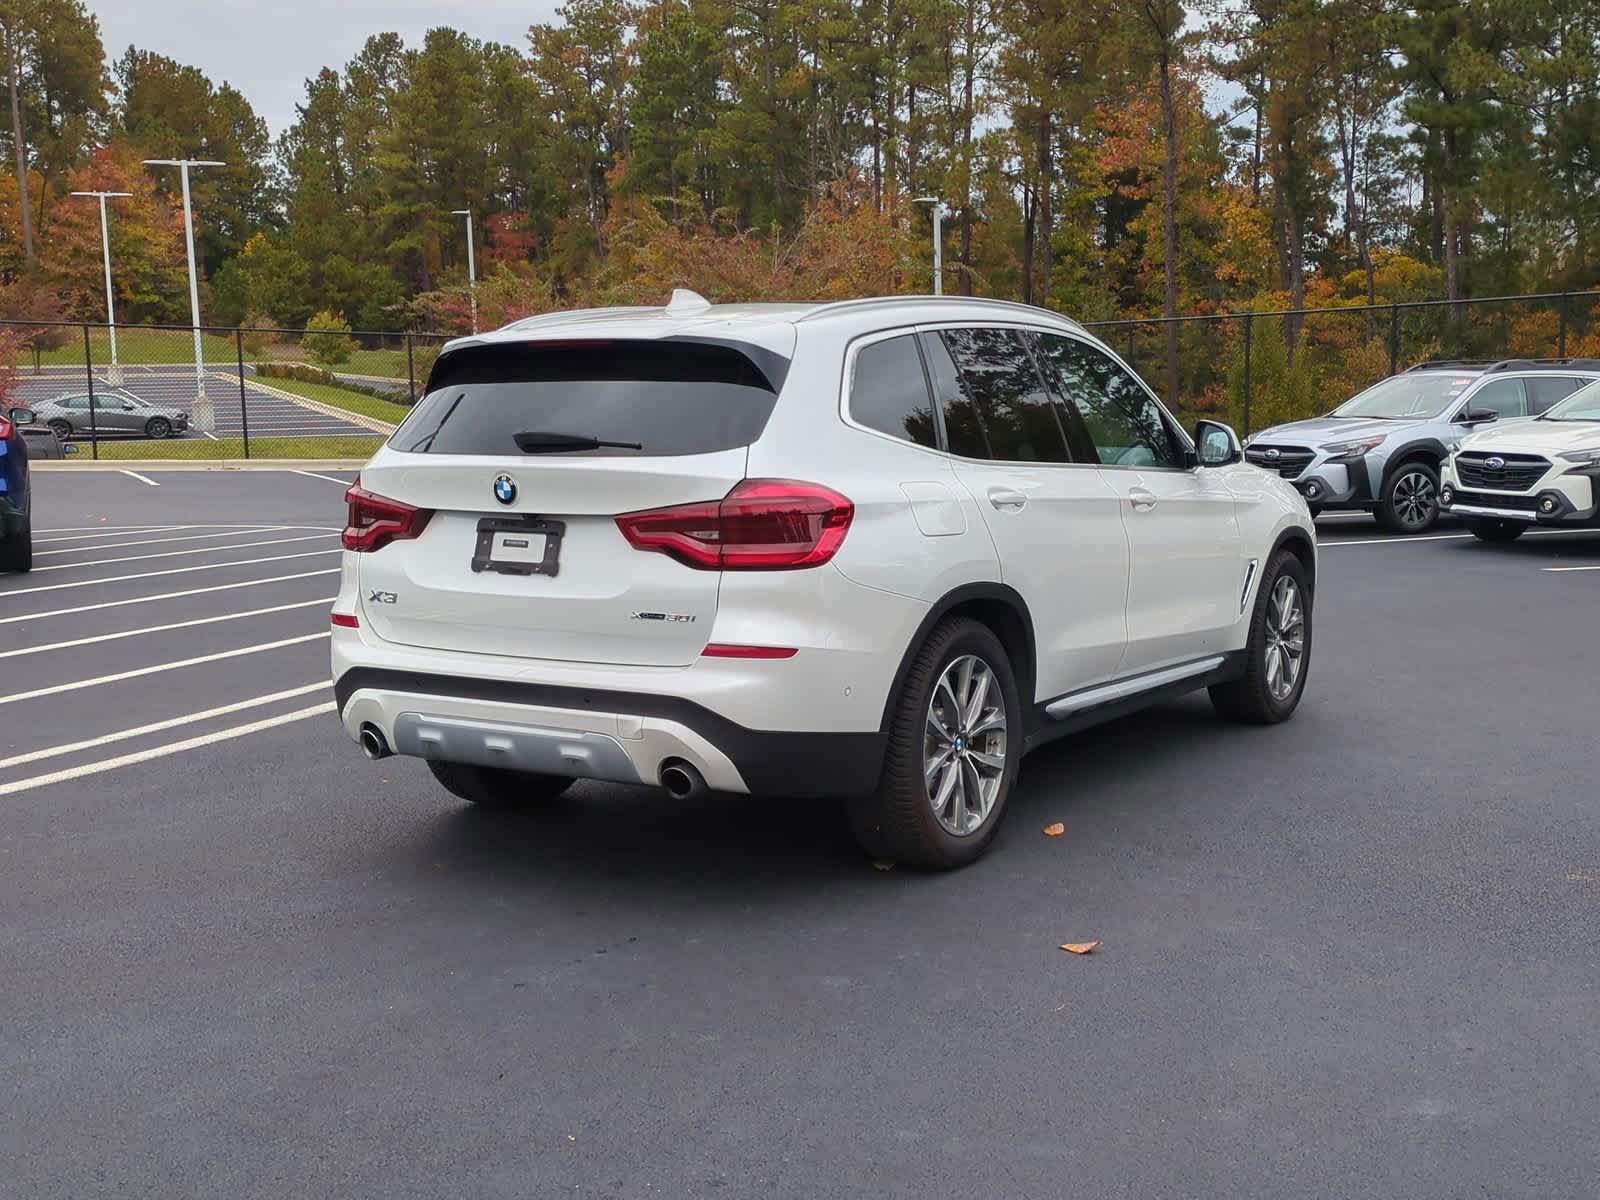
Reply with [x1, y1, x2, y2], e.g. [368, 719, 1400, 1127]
[394, 341, 782, 457]
[932, 327, 1071, 463]
[1526, 376, 1585, 415]
[849, 335, 939, 449]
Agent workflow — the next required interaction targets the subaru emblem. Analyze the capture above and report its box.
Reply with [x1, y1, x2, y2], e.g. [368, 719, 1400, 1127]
[1485, 456, 1505, 471]
[1265, 447, 1281, 460]
[493, 474, 517, 505]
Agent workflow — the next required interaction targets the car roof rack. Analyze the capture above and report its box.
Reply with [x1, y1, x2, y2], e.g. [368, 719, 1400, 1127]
[1406, 357, 1600, 374]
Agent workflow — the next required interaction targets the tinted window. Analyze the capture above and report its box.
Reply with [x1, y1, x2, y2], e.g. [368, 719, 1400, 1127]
[920, 332, 988, 458]
[394, 341, 781, 456]
[850, 335, 938, 449]
[1526, 376, 1584, 415]
[936, 328, 1069, 463]
[1034, 333, 1182, 467]
[1466, 378, 1526, 418]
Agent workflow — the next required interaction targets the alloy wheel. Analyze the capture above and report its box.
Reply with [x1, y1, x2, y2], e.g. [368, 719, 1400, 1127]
[1264, 576, 1305, 702]
[924, 654, 1007, 836]
[1392, 470, 1437, 528]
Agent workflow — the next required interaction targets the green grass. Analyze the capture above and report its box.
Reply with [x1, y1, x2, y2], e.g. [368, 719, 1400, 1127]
[87, 435, 385, 461]
[32, 328, 245, 367]
[251, 374, 412, 425]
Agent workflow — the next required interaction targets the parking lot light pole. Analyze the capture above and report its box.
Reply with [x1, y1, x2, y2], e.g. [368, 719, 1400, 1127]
[450, 209, 478, 334]
[70, 190, 132, 386]
[913, 196, 948, 296]
[145, 158, 224, 432]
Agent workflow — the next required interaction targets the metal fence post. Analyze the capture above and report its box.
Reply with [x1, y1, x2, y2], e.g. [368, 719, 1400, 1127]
[1388, 303, 1400, 375]
[237, 328, 251, 459]
[1242, 314, 1253, 437]
[82, 324, 99, 461]
[1559, 293, 1570, 358]
[1126, 327, 1136, 368]
[405, 333, 416, 404]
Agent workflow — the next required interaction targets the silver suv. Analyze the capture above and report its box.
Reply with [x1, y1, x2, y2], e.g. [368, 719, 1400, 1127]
[1244, 359, 1600, 532]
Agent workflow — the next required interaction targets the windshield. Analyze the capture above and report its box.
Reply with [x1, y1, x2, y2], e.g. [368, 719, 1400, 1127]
[1540, 378, 1600, 421]
[1331, 372, 1478, 419]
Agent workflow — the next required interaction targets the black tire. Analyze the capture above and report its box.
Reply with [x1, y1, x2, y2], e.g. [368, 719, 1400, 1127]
[46, 419, 72, 442]
[1376, 460, 1440, 532]
[1210, 550, 1311, 725]
[847, 617, 1022, 870]
[0, 514, 32, 573]
[1468, 518, 1526, 543]
[145, 416, 172, 439]
[426, 760, 575, 809]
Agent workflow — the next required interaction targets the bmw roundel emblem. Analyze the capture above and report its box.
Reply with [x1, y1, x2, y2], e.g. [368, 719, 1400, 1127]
[1485, 456, 1506, 471]
[492, 474, 517, 505]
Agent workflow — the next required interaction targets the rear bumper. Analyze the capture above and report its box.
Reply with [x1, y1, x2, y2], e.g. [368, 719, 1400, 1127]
[335, 667, 886, 798]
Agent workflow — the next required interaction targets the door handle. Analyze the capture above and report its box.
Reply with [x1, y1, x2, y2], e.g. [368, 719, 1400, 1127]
[986, 486, 1027, 511]
[1128, 487, 1158, 512]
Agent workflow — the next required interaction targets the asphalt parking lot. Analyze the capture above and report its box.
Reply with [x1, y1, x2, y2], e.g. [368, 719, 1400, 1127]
[14, 365, 387, 440]
[4, 469, 1599, 1198]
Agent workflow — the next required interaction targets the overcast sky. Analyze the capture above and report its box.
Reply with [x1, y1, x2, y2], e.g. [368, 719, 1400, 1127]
[89, 0, 564, 141]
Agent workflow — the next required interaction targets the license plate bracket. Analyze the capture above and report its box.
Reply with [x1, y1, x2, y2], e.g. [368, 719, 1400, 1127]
[471, 515, 565, 577]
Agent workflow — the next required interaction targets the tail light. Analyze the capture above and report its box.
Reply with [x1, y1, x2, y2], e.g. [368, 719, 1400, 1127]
[615, 479, 853, 570]
[342, 481, 432, 553]
[0, 416, 12, 441]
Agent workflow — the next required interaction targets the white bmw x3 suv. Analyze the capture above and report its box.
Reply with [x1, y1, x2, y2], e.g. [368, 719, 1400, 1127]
[332, 292, 1315, 867]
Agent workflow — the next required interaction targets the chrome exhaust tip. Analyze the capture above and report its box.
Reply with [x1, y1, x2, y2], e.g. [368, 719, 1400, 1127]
[659, 760, 706, 800]
[358, 724, 391, 760]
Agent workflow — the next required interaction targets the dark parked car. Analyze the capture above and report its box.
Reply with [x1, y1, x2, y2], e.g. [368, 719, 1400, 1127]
[1, 405, 36, 572]
[34, 387, 190, 440]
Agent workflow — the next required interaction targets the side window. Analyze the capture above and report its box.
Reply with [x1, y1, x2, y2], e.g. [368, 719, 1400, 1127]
[936, 327, 1070, 463]
[1526, 376, 1583, 415]
[920, 331, 990, 459]
[849, 335, 938, 449]
[1466, 378, 1525, 418]
[1033, 333, 1183, 468]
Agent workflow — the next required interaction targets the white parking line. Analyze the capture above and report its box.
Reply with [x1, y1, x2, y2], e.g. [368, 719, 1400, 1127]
[36, 524, 199, 535]
[35, 526, 292, 556]
[0, 632, 331, 707]
[1543, 564, 1600, 572]
[30, 532, 336, 573]
[290, 469, 355, 485]
[0, 683, 330, 769]
[34, 525, 193, 544]
[0, 549, 341, 596]
[0, 597, 334, 659]
[120, 469, 160, 486]
[0, 568, 340, 624]
[0, 702, 336, 796]
[1321, 528, 1599, 548]
[34, 523, 289, 541]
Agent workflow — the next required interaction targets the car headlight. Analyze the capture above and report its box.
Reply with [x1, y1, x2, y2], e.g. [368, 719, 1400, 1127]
[1557, 447, 1600, 465]
[1319, 435, 1385, 460]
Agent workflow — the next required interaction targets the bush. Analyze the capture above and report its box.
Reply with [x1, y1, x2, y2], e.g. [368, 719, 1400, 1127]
[303, 310, 357, 365]
[240, 313, 279, 356]
[256, 361, 335, 384]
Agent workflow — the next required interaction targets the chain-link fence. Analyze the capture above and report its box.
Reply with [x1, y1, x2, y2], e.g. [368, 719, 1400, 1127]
[7, 292, 1600, 457]
[0, 321, 453, 461]
[1086, 290, 1600, 436]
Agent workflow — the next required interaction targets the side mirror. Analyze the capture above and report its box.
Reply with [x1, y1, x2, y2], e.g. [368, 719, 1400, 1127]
[1460, 407, 1499, 424]
[1194, 419, 1243, 467]
[8, 407, 35, 424]
[122, 401, 137, 411]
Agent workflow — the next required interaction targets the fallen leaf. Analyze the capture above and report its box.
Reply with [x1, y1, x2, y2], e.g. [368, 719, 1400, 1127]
[1059, 940, 1102, 955]
[872, 860, 896, 871]
[1042, 822, 1065, 837]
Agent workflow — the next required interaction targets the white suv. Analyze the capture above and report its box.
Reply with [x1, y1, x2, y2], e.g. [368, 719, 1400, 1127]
[332, 293, 1316, 867]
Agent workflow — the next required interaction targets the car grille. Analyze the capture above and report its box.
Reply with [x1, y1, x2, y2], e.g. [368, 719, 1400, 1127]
[1450, 489, 1543, 512]
[1244, 444, 1315, 479]
[1455, 452, 1550, 491]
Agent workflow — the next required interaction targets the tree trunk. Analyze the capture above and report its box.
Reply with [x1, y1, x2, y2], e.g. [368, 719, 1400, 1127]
[958, 12, 976, 296]
[5, 21, 34, 262]
[1158, 43, 1179, 406]
[1021, 180, 1035, 305]
[1035, 109, 1053, 304]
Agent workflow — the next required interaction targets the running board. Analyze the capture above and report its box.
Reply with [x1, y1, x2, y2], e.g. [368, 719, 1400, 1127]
[1044, 656, 1228, 720]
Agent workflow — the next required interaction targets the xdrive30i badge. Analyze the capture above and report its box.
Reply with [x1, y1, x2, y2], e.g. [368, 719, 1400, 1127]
[631, 611, 696, 623]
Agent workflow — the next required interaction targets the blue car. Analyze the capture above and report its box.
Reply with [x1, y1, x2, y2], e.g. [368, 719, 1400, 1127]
[1, 403, 36, 573]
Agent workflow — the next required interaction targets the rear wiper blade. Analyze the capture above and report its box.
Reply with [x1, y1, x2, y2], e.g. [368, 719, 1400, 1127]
[514, 430, 643, 453]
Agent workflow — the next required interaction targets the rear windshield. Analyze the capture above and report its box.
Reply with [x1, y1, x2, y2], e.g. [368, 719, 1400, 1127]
[392, 340, 783, 457]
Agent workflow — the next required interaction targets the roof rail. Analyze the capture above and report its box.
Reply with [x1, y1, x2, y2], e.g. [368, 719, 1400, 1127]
[1483, 356, 1600, 373]
[1404, 359, 1499, 372]
[794, 294, 1084, 330]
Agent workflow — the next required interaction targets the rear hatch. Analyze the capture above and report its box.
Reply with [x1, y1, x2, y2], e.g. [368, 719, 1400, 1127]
[354, 338, 785, 667]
